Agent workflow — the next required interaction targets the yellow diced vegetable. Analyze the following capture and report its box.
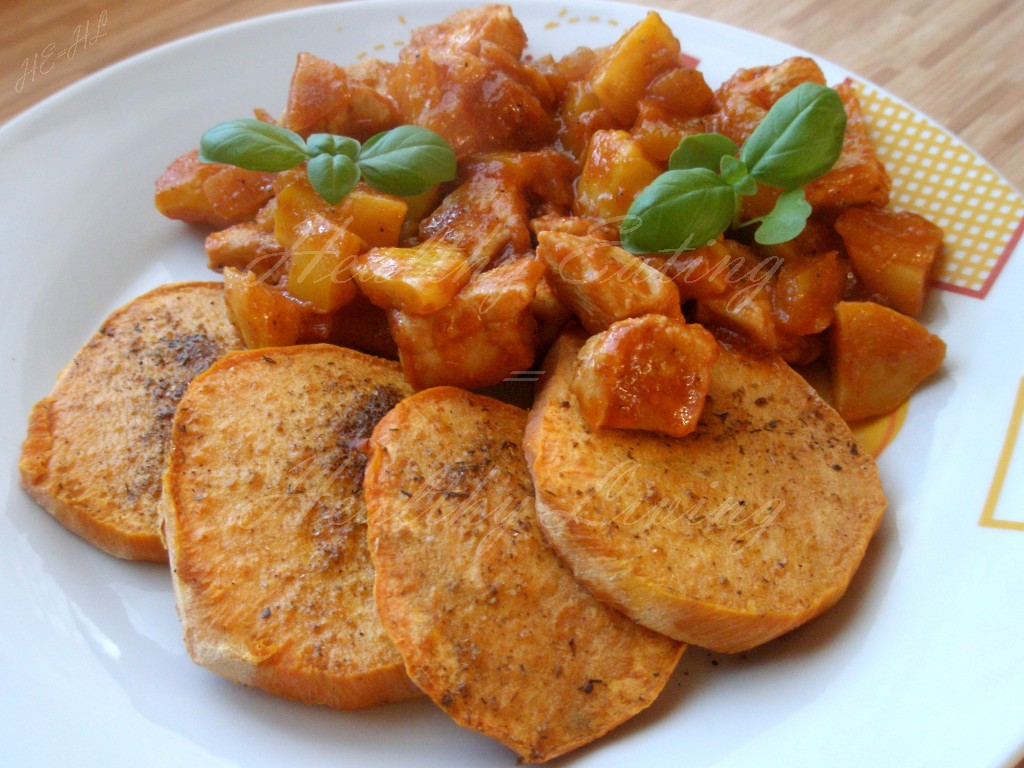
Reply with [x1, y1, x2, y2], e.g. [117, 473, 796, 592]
[353, 243, 476, 314]
[286, 214, 363, 312]
[589, 12, 681, 125]
[573, 129, 662, 222]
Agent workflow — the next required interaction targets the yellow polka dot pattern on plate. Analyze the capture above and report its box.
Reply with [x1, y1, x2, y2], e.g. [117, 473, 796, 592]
[848, 79, 1024, 299]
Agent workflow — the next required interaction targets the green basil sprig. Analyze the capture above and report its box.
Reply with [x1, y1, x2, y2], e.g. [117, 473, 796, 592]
[198, 119, 457, 205]
[621, 82, 847, 253]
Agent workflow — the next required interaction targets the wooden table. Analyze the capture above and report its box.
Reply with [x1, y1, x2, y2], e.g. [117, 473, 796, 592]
[1, 1, 1021, 765]
[1, 0, 1021, 191]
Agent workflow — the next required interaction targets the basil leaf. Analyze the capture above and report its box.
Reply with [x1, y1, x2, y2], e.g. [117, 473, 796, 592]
[668, 133, 738, 172]
[720, 155, 757, 196]
[740, 82, 847, 189]
[306, 153, 359, 205]
[753, 187, 812, 245]
[306, 133, 360, 159]
[199, 118, 309, 172]
[357, 125, 457, 196]
[621, 169, 738, 254]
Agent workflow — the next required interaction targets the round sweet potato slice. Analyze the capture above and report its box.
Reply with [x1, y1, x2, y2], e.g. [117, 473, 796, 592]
[364, 387, 684, 763]
[19, 282, 242, 562]
[162, 344, 421, 709]
[523, 330, 886, 653]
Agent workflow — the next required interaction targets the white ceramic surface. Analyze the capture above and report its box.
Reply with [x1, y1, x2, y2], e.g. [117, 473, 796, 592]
[1, 2, 1022, 766]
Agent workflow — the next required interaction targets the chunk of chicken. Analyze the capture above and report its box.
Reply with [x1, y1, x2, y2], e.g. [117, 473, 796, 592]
[420, 151, 578, 267]
[388, 36, 555, 159]
[536, 231, 682, 333]
[389, 258, 544, 390]
[573, 314, 719, 437]
[712, 57, 826, 145]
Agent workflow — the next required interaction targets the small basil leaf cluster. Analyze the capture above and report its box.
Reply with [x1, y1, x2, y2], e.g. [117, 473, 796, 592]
[198, 119, 457, 205]
[621, 82, 847, 253]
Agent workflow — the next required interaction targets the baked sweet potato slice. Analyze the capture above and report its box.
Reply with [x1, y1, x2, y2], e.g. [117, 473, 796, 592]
[365, 387, 684, 763]
[523, 330, 886, 653]
[162, 344, 421, 709]
[19, 282, 242, 561]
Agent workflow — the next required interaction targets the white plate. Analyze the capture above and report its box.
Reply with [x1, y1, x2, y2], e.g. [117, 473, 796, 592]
[2, 1, 1023, 766]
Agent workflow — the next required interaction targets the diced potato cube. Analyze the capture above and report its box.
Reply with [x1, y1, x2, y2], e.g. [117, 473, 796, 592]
[640, 238, 737, 301]
[400, 184, 442, 242]
[589, 12, 681, 125]
[536, 231, 682, 333]
[830, 301, 946, 421]
[274, 178, 407, 250]
[632, 66, 717, 160]
[353, 243, 478, 314]
[273, 178, 325, 248]
[573, 129, 662, 221]
[558, 81, 620, 161]
[772, 250, 846, 335]
[223, 267, 306, 348]
[155, 150, 274, 228]
[280, 52, 351, 136]
[389, 258, 544, 390]
[574, 314, 719, 437]
[337, 188, 408, 247]
[286, 214, 363, 312]
[835, 206, 943, 317]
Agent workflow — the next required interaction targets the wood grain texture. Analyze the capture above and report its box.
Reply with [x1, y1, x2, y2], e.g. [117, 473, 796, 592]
[0, 0, 1020, 760]
[1, 0, 1021, 189]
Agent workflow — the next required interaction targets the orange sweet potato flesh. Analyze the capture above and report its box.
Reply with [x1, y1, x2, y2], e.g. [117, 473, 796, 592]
[365, 387, 683, 762]
[163, 345, 421, 710]
[524, 330, 886, 653]
[830, 301, 946, 421]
